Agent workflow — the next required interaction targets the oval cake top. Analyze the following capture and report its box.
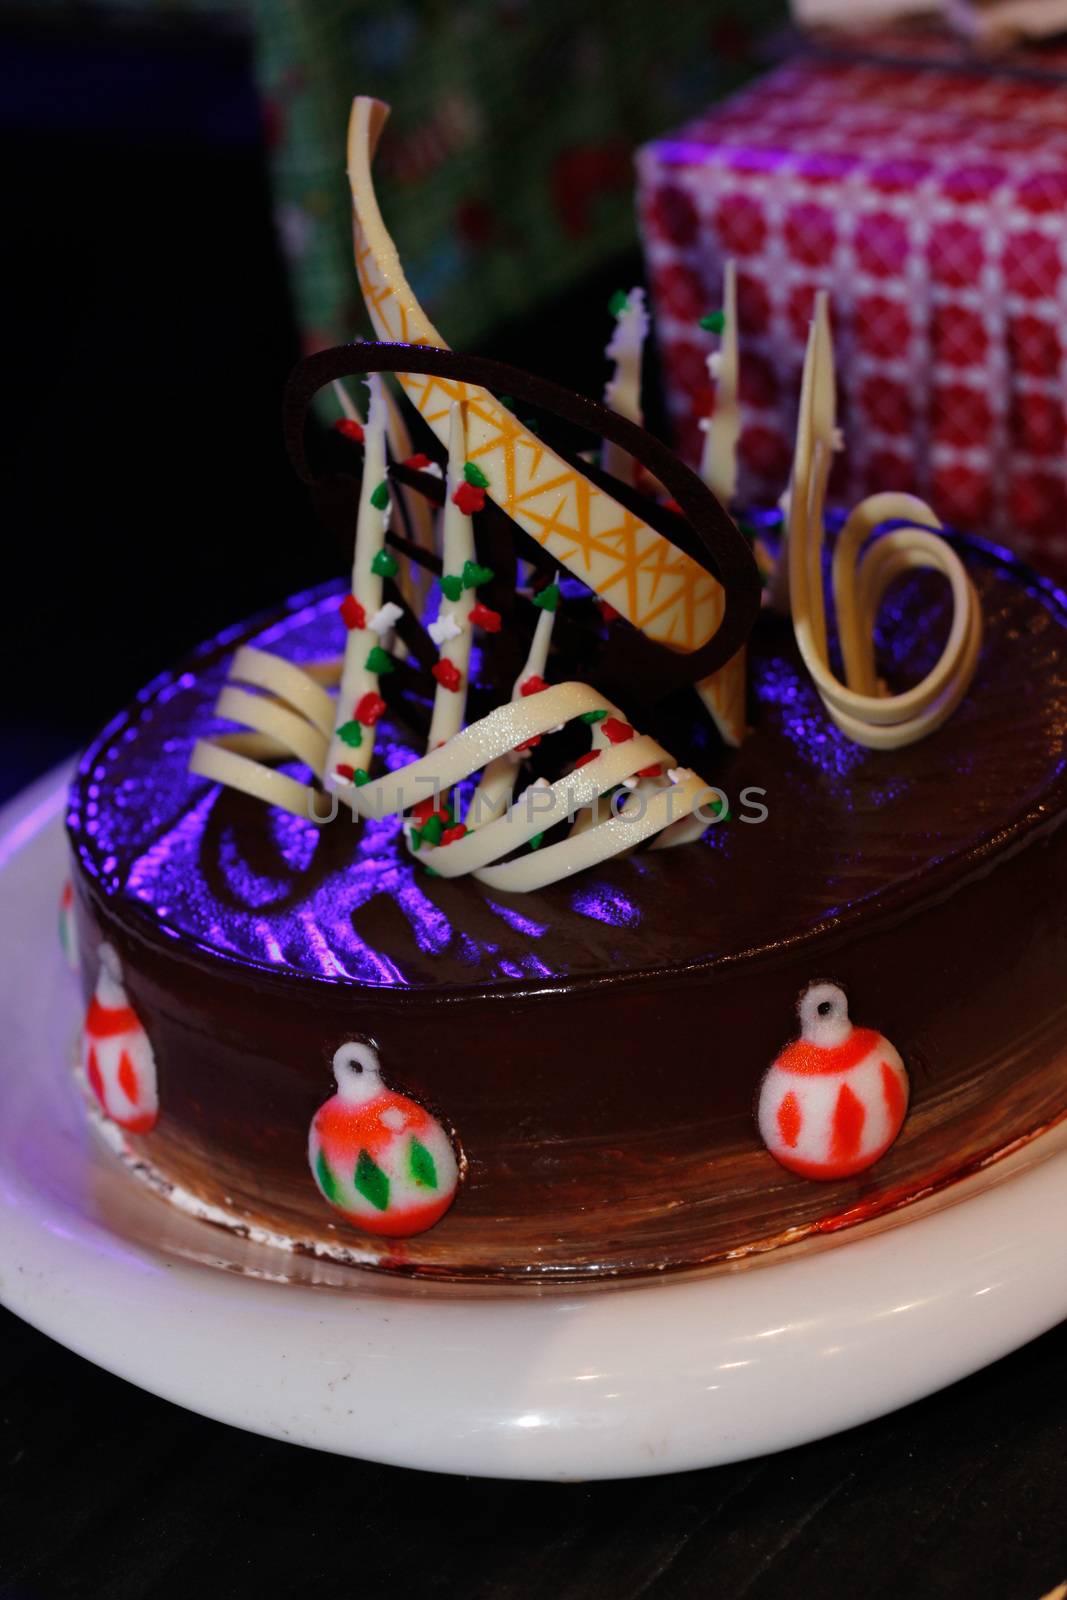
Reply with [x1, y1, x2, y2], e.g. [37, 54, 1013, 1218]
[68, 538, 1067, 993]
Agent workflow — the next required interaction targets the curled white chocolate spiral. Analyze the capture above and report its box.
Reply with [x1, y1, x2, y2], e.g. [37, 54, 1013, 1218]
[189, 650, 715, 893]
[188, 645, 335, 819]
[788, 311, 982, 751]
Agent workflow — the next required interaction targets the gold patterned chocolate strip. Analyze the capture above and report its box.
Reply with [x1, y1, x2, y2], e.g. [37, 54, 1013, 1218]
[347, 96, 724, 656]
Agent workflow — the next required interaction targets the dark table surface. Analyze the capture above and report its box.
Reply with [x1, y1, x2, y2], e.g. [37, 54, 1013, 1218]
[1, 1302, 1065, 1600]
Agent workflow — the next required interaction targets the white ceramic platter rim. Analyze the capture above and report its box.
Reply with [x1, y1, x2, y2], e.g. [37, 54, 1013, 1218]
[1, 767, 1065, 1481]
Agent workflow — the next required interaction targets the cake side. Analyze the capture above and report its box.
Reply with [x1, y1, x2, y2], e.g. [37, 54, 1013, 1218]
[66, 537, 1067, 1281]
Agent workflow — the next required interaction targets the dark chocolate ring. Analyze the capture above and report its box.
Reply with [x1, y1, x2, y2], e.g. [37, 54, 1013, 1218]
[283, 341, 761, 690]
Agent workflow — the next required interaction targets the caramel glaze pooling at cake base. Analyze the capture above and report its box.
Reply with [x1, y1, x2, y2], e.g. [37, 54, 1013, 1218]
[67, 539, 1067, 1282]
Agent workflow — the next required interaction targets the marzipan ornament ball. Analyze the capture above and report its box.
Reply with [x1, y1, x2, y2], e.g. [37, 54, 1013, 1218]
[758, 982, 909, 1180]
[309, 1040, 460, 1237]
[82, 943, 160, 1135]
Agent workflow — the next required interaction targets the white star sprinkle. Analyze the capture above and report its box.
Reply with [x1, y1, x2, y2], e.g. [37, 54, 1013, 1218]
[428, 613, 463, 646]
[369, 602, 403, 635]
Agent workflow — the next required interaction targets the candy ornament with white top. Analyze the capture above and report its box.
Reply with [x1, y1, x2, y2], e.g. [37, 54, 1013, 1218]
[82, 943, 159, 1136]
[309, 1041, 461, 1238]
[757, 983, 909, 1181]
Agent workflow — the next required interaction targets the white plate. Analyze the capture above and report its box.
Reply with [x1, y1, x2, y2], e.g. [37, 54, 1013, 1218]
[1, 766, 1065, 1481]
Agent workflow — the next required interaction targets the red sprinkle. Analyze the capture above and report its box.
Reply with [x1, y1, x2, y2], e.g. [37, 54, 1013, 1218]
[662, 498, 683, 515]
[520, 674, 548, 697]
[451, 481, 485, 515]
[334, 763, 355, 782]
[412, 796, 450, 824]
[404, 452, 432, 470]
[514, 735, 542, 752]
[354, 691, 386, 726]
[636, 763, 663, 778]
[334, 418, 364, 442]
[440, 824, 467, 846]
[598, 600, 621, 622]
[573, 750, 600, 770]
[339, 594, 366, 631]
[602, 717, 635, 745]
[469, 602, 502, 633]
[432, 659, 462, 692]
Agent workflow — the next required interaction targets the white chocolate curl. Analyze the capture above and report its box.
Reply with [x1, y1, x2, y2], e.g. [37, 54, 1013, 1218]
[787, 310, 982, 750]
[188, 646, 336, 819]
[189, 651, 715, 894]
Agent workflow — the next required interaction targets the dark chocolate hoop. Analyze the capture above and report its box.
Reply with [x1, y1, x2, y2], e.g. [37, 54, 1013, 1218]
[283, 341, 761, 690]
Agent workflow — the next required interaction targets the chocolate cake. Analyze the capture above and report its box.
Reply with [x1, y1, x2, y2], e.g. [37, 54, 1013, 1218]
[64, 96, 1067, 1284]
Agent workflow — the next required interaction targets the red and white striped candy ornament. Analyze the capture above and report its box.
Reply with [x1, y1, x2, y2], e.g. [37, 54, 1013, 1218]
[758, 983, 909, 1180]
[308, 1041, 459, 1237]
[83, 944, 159, 1135]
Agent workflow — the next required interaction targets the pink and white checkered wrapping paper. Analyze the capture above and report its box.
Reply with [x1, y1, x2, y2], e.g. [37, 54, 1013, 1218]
[637, 54, 1067, 575]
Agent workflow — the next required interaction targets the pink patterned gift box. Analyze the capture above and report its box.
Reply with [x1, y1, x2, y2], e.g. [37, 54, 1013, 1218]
[637, 53, 1067, 576]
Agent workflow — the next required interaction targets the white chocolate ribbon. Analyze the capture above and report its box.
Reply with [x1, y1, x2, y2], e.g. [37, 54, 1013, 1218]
[788, 311, 982, 750]
[190, 651, 714, 893]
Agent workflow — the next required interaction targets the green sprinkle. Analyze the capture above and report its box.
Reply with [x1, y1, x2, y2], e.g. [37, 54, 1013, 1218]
[315, 1148, 343, 1205]
[371, 548, 398, 578]
[524, 417, 540, 435]
[532, 583, 559, 613]
[409, 827, 422, 852]
[369, 480, 390, 511]
[498, 395, 515, 410]
[409, 1137, 438, 1191]
[608, 289, 630, 317]
[336, 720, 364, 748]
[353, 769, 371, 787]
[461, 559, 495, 590]
[700, 310, 726, 334]
[420, 813, 444, 847]
[580, 709, 607, 724]
[529, 832, 544, 851]
[364, 645, 394, 675]
[354, 1148, 390, 1212]
[422, 864, 440, 877]
[463, 461, 490, 489]
[440, 573, 463, 602]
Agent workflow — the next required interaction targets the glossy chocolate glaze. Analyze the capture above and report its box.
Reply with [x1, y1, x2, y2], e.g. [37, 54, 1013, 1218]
[68, 537, 1067, 1281]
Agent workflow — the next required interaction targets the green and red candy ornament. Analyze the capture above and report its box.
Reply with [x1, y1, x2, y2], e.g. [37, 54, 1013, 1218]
[308, 1040, 460, 1237]
[757, 983, 909, 1180]
[82, 943, 159, 1135]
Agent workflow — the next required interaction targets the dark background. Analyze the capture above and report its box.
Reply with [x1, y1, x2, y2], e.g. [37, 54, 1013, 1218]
[0, 9, 652, 804]
[2, 12, 1065, 1598]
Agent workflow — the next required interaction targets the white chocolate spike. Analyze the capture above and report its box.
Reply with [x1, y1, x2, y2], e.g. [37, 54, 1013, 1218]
[382, 379, 436, 619]
[694, 260, 747, 749]
[333, 377, 431, 638]
[787, 316, 982, 749]
[699, 260, 739, 506]
[464, 590, 559, 832]
[601, 288, 649, 486]
[326, 372, 391, 797]
[427, 404, 477, 750]
[771, 289, 835, 614]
